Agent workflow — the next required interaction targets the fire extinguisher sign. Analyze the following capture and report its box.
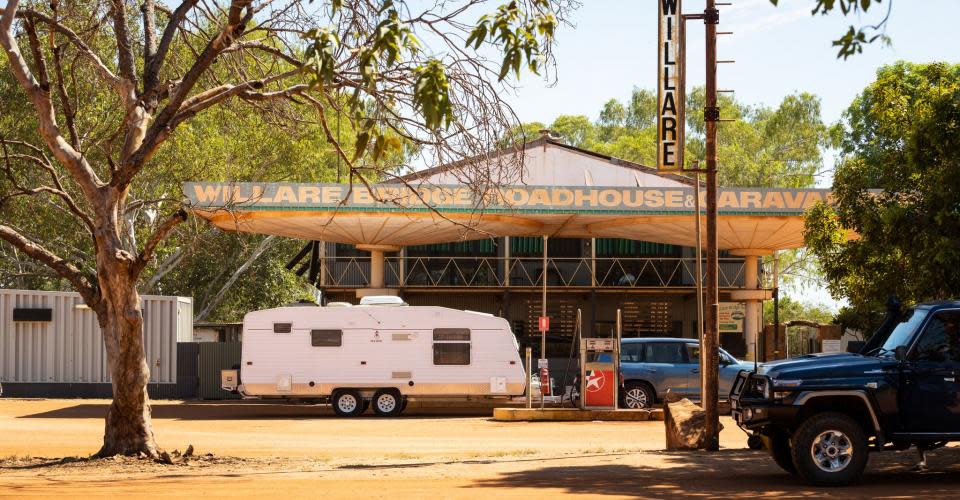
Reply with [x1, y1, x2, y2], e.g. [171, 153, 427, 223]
[539, 367, 551, 396]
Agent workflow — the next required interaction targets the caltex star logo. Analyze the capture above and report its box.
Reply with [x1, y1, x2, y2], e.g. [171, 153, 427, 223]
[585, 370, 605, 392]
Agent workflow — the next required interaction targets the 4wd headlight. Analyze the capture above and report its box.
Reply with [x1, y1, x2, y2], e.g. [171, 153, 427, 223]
[749, 376, 771, 399]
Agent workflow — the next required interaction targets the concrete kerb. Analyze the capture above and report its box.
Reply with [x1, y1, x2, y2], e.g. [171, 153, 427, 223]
[492, 407, 665, 422]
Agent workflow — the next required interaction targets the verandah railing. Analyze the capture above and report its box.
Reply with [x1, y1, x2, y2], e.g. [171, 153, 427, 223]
[317, 256, 751, 289]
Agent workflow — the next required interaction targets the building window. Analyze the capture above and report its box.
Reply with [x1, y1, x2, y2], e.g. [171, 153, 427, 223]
[311, 329, 342, 347]
[433, 328, 471, 365]
[273, 323, 292, 334]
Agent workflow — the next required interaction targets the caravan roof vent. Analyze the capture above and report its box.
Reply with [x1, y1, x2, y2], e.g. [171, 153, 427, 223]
[325, 302, 353, 308]
[358, 295, 408, 307]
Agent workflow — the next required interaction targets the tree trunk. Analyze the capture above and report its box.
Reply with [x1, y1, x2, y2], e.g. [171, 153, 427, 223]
[94, 257, 159, 458]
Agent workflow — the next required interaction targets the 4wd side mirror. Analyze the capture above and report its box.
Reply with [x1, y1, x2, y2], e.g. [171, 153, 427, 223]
[894, 345, 908, 361]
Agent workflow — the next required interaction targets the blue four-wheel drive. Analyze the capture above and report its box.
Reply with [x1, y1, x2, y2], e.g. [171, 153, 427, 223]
[598, 337, 751, 409]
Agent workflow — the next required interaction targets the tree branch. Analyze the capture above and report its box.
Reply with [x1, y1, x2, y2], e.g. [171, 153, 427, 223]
[144, 0, 199, 93]
[120, 0, 254, 189]
[0, 0, 104, 204]
[0, 224, 97, 303]
[108, 0, 139, 93]
[0, 135, 96, 235]
[2, 7, 125, 96]
[132, 208, 188, 276]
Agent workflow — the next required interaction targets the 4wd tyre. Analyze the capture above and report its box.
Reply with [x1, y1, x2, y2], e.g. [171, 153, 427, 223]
[763, 432, 797, 475]
[332, 390, 365, 417]
[372, 389, 403, 417]
[621, 382, 655, 409]
[790, 412, 869, 486]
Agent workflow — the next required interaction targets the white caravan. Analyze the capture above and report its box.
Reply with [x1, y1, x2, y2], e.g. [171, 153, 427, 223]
[223, 301, 527, 416]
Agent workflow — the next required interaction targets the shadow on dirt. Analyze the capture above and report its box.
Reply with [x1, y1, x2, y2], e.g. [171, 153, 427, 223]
[16, 402, 498, 420]
[469, 448, 960, 498]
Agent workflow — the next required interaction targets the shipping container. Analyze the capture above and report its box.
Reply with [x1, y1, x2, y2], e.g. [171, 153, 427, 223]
[0, 289, 192, 392]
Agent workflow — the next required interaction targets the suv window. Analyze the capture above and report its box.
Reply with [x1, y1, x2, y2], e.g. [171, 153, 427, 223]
[880, 307, 929, 356]
[686, 344, 700, 365]
[621, 343, 644, 362]
[643, 342, 686, 364]
[912, 310, 960, 362]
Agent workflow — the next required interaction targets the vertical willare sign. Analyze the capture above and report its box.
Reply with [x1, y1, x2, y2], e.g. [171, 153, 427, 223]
[657, 0, 685, 171]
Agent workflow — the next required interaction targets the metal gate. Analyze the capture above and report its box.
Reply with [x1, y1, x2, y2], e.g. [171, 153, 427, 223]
[197, 342, 242, 400]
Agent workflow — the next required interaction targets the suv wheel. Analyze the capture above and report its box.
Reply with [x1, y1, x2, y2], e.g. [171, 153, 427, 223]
[763, 431, 797, 475]
[790, 412, 868, 486]
[621, 382, 655, 409]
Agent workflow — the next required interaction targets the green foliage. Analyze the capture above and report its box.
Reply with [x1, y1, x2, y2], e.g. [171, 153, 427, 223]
[518, 86, 833, 188]
[467, 0, 556, 81]
[303, 0, 560, 163]
[833, 305, 886, 337]
[763, 294, 836, 325]
[805, 62, 960, 312]
[0, 49, 356, 320]
[414, 60, 454, 131]
[769, 0, 892, 59]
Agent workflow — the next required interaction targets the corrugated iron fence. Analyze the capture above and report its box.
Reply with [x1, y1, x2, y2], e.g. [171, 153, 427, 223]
[197, 342, 242, 400]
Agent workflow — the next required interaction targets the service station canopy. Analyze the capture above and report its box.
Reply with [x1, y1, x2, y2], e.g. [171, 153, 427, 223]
[184, 182, 830, 252]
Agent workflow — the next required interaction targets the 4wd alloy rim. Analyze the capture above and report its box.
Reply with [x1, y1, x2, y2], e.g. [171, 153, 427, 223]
[624, 388, 649, 409]
[377, 394, 396, 413]
[338, 394, 358, 412]
[810, 430, 853, 473]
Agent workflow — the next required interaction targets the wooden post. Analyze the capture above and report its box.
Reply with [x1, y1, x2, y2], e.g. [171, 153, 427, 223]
[702, 0, 721, 452]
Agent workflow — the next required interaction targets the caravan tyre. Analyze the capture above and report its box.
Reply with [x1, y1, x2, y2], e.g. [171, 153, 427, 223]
[372, 389, 403, 417]
[332, 390, 365, 417]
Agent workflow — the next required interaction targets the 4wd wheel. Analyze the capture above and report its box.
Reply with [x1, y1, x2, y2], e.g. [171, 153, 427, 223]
[372, 389, 403, 417]
[790, 412, 869, 486]
[763, 432, 797, 475]
[332, 390, 365, 417]
[621, 382, 655, 409]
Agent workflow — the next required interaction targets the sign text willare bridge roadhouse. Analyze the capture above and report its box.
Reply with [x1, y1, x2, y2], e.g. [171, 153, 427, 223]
[185, 183, 832, 215]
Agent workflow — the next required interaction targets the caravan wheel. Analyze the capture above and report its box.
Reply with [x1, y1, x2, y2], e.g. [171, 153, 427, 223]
[332, 390, 365, 417]
[372, 389, 403, 417]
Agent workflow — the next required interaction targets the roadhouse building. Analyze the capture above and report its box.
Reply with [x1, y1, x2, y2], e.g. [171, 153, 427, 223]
[188, 134, 834, 360]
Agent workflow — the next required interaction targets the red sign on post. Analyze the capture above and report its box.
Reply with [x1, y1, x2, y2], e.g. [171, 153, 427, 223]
[538, 316, 550, 332]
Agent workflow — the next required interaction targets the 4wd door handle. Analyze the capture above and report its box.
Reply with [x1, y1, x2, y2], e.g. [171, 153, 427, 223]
[691, 369, 700, 374]
[644, 368, 658, 373]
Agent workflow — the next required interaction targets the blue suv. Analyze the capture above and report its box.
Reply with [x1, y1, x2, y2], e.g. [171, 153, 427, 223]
[617, 338, 751, 409]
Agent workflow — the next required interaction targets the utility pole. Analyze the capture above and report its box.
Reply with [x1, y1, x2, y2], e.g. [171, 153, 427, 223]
[702, 0, 721, 452]
[663, 0, 722, 450]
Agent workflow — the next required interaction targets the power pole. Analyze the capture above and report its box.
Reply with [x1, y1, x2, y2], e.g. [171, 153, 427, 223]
[702, 0, 721, 451]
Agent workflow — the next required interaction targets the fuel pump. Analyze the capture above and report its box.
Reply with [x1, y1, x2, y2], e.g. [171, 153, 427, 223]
[580, 309, 622, 409]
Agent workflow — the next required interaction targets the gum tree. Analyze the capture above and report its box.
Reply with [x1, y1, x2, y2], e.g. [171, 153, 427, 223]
[0, 0, 570, 458]
[805, 62, 960, 316]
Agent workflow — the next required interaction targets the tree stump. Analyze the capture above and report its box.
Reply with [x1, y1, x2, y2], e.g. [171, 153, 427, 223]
[663, 398, 723, 450]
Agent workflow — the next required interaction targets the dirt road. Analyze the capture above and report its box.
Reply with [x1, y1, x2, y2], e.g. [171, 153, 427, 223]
[2, 399, 958, 498]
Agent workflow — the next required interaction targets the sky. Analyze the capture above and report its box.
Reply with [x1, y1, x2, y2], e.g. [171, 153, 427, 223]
[498, 0, 957, 310]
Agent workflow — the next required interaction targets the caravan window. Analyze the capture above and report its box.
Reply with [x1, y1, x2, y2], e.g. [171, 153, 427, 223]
[273, 323, 292, 334]
[433, 328, 471, 365]
[311, 329, 342, 347]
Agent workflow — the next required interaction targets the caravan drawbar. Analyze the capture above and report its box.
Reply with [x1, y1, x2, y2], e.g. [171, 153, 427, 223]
[223, 301, 527, 416]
